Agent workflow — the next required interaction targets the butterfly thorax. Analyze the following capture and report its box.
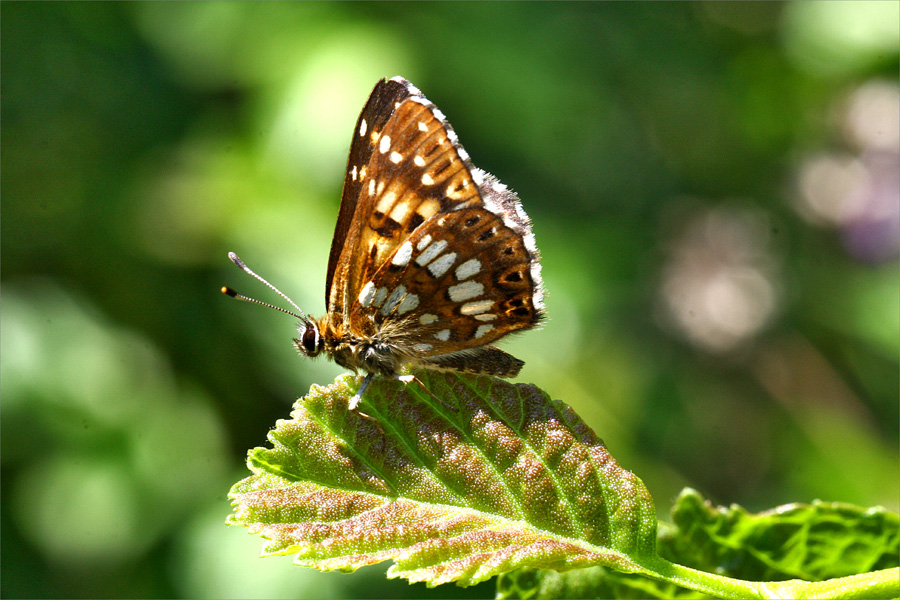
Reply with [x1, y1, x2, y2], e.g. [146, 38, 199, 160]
[295, 315, 405, 377]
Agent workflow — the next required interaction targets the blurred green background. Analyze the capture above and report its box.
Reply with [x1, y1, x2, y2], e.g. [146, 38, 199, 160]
[2, 2, 898, 598]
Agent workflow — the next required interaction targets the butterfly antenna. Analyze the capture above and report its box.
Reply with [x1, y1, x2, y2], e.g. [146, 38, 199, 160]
[224, 252, 310, 321]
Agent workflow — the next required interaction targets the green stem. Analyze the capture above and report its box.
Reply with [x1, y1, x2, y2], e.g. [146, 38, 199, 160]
[644, 557, 767, 599]
[763, 568, 900, 600]
[640, 558, 899, 600]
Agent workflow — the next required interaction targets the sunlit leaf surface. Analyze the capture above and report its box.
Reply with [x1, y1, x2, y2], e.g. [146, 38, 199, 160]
[228, 371, 657, 587]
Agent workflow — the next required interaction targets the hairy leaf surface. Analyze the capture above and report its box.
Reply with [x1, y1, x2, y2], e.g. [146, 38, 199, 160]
[228, 371, 658, 587]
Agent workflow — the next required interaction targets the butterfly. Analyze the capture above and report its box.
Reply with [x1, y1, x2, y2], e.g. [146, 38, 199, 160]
[225, 76, 544, 409]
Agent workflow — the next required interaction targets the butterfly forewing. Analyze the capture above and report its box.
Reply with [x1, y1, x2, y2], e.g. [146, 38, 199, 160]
[339, 93, 484, 320]
[326, 78, 414, 313]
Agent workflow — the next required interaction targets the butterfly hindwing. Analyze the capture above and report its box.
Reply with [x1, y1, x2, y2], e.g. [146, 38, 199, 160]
[349, 202, 542, 358]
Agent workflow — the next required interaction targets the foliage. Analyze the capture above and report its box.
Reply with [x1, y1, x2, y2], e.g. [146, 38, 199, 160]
[229, 374, 899, 598]
[3, 2, 897, 597]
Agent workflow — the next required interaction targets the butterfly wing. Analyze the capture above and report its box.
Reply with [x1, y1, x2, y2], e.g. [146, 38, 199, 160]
[326, 77, 414, 313]
[354, 196, 543, 349]
[331, 77, 480, 318]
[339, 77, 544, 369]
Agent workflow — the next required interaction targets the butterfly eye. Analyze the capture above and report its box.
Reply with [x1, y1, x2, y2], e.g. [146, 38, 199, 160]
[296, 322, 322, 357]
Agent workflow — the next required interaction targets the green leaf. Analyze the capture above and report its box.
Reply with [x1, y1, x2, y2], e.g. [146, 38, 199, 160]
[658, 488, 900, 582]
[227, 371, 659, 587]
[496, 490, 899, 599]
[228, 373, 899, 598]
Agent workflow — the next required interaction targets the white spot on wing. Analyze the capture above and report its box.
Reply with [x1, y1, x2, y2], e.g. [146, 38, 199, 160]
[419, 313, 438, 325]
[416, 234, 433, 251]
[351, 165, 358, 181]
[389, 201, 410, 224]
[413, 343, 433, 352]
[416, 239, 448, 266]
[474, 313, 497, 321]
[460, 299, 493, 315]
[448, 281, 484, 302]
[418, 121, 428, 132]
[435, 329, 451, 341]
[390, 151, 403, 164]
[375, 191, 396, 214]
[455, 258, 481, 280]
[421, 173, 434, 185]
[358, 281, 376, 307]
[368, 179, 376, 196]
[373, 286, 388, 307]
[427, 252, 457, 278]
[359, 118, 367, 137]
[397, 293, 419, 315]
[474, 324, 494, 339]
[381, 285, 408, 315]
[392, 241, 413, 267]
[379, 135, 391, 154]
[414, 155, 426, 167]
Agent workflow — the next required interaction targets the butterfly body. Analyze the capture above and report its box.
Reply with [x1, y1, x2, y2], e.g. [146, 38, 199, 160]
[233, 76, 544, 400]
[298, 314, 404, 377]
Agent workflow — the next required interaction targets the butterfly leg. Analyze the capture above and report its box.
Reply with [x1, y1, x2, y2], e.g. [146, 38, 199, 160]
[351, 371, 458, 413]
[348, 372, 375, 412]
[347, 373, 386, 430]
